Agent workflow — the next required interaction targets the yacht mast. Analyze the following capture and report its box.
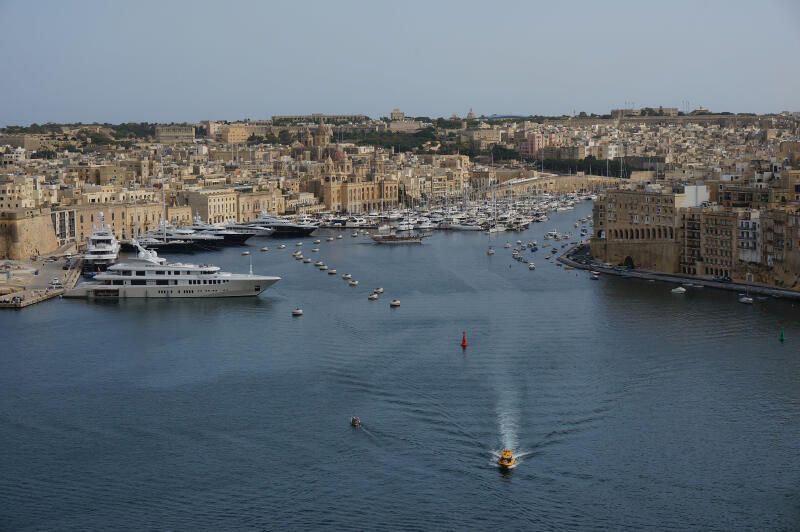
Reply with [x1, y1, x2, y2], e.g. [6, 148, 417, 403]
[160, 149, 167, 241]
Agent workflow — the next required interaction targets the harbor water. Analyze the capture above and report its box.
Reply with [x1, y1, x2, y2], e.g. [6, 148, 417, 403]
[2, 201, 800, 530]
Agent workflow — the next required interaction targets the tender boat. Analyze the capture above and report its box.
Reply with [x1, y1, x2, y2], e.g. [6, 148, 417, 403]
[498, 449, 515, 468]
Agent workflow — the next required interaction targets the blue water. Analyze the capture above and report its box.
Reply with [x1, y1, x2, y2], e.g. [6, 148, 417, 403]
[2, 201, 800, 531]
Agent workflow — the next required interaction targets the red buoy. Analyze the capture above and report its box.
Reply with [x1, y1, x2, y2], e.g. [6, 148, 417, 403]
[461, 331, 468, 348]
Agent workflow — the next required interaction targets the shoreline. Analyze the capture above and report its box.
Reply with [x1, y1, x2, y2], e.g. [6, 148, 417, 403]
[558, 242, 800, 301]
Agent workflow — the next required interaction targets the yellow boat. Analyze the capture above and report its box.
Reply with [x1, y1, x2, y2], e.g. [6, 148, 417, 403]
[497, 449, 515, 468]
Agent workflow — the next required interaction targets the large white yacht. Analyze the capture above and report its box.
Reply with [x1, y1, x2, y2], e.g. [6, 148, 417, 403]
[67, 240, 280, 299]
[83, 212, 121, 272]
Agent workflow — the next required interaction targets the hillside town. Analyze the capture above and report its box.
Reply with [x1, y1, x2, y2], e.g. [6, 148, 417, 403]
[1, 108, 799, 291]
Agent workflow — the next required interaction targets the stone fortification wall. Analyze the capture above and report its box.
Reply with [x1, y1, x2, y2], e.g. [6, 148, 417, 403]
[0, 209, 59, 259]
[590, 238, 680, 273]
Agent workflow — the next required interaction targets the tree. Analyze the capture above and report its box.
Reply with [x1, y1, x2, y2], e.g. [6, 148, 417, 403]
[278, 129, 293, 144]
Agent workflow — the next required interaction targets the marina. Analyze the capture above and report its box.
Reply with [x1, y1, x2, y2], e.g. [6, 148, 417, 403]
[2, 200, 800, 529]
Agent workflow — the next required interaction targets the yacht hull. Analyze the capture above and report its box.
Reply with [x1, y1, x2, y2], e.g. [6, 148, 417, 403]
[66, 277, 280, 298]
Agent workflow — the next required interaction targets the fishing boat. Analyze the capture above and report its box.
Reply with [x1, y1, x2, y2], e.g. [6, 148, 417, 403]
[497, 449, 515, 468]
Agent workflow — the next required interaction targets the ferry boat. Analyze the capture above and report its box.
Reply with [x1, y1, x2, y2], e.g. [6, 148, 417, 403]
[82, 212, 120, 273]
[371, 230, 428, 244]
[66, 240, 280, 299]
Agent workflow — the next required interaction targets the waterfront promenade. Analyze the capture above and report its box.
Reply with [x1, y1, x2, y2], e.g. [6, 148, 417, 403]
[559, 242, 800, 301]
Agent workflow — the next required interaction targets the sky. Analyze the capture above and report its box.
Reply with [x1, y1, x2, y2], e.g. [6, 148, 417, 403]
[1, 0, 799, 126]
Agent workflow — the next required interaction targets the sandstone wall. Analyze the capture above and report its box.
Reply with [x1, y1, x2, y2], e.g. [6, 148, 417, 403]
[590, 238, 680, 273]
[0, 210, 59, 260]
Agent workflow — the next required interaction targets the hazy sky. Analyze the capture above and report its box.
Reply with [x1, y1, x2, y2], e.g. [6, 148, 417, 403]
[1, 0, 798, 126]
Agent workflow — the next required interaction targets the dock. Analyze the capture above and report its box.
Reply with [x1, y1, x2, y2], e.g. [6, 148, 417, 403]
[0, 254, 82, 309]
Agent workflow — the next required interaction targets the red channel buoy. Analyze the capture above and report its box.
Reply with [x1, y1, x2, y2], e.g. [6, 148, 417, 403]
[461, 331, 468, 348]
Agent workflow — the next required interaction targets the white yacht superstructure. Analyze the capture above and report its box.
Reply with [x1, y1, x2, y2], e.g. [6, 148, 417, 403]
[67, 240, 280, 299]
[83, 212, 120, 272]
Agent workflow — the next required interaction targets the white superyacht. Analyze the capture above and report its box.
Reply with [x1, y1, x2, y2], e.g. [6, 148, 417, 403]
[67, 240, 280, 299]
[82, 212, 121, 272]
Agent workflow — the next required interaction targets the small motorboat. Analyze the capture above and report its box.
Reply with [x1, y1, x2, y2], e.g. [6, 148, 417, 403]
[327, 237, 335, 242]
[241, 251, 250, 256]
[350, 416, 361, 428]
[278, 244, 286, 249]
[314, 261, 324, 267]
[374, 287, 384, 294]
[291, 308, 303, 317]
[368, 293, 378, 300]
[313, 239, 321, 244]
[389, 299, 400, 307]
[528, 262, 536, 270]
[312, 248, 320, 252]
[337, 234, 343, 239]
[319, 265, 328, 271]
[303, 258, 312, 263]
[590, 272, 600, 280]
[342, 273, 352, 280]
[328, 269, 337, 275]
[351, 232, 358, 237]
[487, 248, 495, 255]
[260, 247, 269, 252]
[498, 449, 515, 468]
[503, 242, 511, 248]
[295, 242, 303, 246]
[671, 286, 687, 294]
[738, 294, 754, 304]
[349, 280, 359, 286]
[295, 254, 303, 260]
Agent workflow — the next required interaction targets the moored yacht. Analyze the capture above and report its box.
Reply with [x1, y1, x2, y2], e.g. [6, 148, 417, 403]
[248, 211, 316, 237]
[82, 212, 121, 273]
[66, 240, 280, 299]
